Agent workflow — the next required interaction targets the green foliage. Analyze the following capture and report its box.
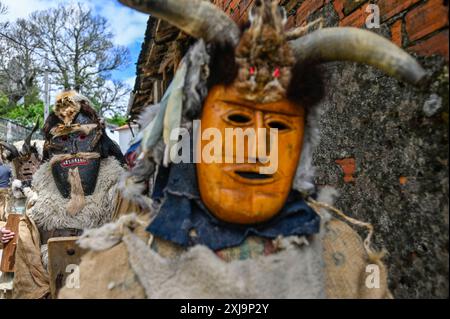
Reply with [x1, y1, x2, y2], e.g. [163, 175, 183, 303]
[23, 86, 42, 107]
[4, 102, 44, 127]
[106, 114, 127, 127]
[0, 90, 44, 127]
[0, 92, 8, 113]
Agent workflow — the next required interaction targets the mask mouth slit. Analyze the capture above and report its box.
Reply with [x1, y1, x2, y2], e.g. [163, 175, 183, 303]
[60, 158, 89, 168]
[235, 171, 273, 180]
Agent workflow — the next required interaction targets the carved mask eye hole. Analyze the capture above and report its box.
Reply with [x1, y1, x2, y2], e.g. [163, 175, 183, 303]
[267, 120, 291, 131]
[228, 114, 251, 123]
[225, 112, 253, 126]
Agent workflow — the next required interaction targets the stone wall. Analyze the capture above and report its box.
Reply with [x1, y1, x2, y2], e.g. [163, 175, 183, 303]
[0, 118, 42, 143]
[213, 0, 449, 298]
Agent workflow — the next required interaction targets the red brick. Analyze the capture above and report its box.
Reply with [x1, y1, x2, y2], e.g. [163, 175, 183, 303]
[333, 0, 345, 20]
[232, 0, 242, 9]
[231, 8, 241, 23]
[342, 0, 366, 15]
[335, 158, 356, 183]
[378, 0, 421, 22]
[296, 0, 324, 26]
[227, 0, 240, 13]
[227, 0, 241, 22]
[282, 0, 299, 13]
[408, 29, 449, 61]
[405, 0, 449, 42]
[399, 176, 408, 185]
[224, 0, 234, 10]
[339, 5, 366, 27]
[391, 19, 403, 47]
[286, 14, 296, 29]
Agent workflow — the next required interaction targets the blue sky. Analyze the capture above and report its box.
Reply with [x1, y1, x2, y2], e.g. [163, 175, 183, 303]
[0, 0, 149, 89]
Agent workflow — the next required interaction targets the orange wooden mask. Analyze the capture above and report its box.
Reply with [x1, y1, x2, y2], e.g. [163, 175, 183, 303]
[197, 85, 305, 224]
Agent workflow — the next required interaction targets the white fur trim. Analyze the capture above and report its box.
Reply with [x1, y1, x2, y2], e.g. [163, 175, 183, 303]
[11, 179, 23, 199]
[28, 157, 123, 231]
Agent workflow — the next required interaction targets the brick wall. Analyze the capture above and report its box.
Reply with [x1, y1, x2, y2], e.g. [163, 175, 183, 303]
[213, 0, 449, 60]
[212, 0, 449, 298]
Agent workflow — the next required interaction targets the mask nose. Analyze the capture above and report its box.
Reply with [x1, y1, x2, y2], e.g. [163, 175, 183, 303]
[248, 111, 269, 163]
[70, 138, 79, 155]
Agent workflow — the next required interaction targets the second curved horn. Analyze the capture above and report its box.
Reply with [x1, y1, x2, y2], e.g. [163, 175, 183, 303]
[290, 27, 427, 86]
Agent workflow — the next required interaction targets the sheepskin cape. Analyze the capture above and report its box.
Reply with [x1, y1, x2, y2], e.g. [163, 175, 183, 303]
[58, 213, 392, 299]
[11, 157, 123, 299]
[29, 157, 122, 230]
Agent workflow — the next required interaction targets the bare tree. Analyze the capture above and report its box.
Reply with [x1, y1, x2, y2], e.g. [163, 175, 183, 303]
[27, 3, 130, 92]
[0, 19, 40, 104]
[0, 1, 7, 16]
[0, 2, 131, 118]
[85, 78, 130, 117]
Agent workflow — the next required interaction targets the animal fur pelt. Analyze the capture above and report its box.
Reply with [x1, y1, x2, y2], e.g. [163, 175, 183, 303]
[11, 179, 24, 199]
[128, 231, 325, 298]
[53, 91, 89, 125]
[182, 40, 210, 120]
[78, 213, 326, 298]
[28, 157, 123, 231]
[79, 213, 151, 251]
[13, 140, 44, 160]
[293, 103, 322, 195]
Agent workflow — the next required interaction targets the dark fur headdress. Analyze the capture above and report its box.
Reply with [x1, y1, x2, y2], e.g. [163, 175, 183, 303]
[43, 90, 124, 163]
[234, 1, 295, 103]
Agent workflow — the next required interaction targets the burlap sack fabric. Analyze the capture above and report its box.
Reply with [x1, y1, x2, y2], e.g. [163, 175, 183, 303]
[59, 212, 151, 299]
[59, 216, 391, 299]
[0, 188, 10, 222]
[0, 217, 12, 299]
[1, 191, 14, 299]
[12, 214, 50, 299]
[322, 219, 392, 299]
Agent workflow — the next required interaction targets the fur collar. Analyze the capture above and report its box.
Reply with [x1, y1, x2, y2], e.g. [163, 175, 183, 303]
[28, 157, 123, 231]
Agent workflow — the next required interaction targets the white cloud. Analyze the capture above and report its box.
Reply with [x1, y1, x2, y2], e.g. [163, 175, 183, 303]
[96, 1, 148, 46]
[0, 0, 148, 46]
[124, 76, 136, 89]
[0, 0, 59, 22]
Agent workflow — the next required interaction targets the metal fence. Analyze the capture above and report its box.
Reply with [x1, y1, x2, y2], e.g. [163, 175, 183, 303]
[0, 118, 43, 143]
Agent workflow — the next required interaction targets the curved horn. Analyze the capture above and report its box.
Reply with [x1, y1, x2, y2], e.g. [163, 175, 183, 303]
[118, 0, 240, 46]
[0, 141, 20, 161]
[290, 27, 427, 86]
[22, 118, 40, 155]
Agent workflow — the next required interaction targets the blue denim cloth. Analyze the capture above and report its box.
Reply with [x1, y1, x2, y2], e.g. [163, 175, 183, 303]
[0, 164, 11, 188]
[147, 162, 320, 250]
